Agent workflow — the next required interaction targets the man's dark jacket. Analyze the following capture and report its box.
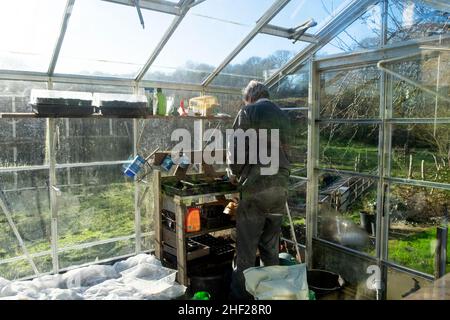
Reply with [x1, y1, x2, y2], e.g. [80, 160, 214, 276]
[227, 98, 291, 188]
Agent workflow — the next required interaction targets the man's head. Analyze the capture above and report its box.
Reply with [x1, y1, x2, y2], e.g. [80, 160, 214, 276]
[242, 80, 270, 105]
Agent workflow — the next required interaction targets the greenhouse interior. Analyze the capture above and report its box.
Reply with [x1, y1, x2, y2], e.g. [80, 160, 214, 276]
[0, 0, 449, 301]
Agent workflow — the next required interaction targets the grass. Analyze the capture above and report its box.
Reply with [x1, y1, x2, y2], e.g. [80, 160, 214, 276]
[388, 227, 450, 275]
[0, 183, 139, 280]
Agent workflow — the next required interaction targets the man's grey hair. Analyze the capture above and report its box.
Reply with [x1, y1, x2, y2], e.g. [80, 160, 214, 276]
[242, 80, 270, 104]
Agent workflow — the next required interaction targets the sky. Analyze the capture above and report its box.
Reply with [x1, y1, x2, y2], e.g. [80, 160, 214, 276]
[0, 0, 415, 79]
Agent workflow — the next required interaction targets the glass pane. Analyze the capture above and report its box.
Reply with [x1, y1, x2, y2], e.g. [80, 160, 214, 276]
[317, 172, 377, 255]
[0, 255, 53, 281]
[319, 124, 379, 173]
[270, 0, 351, 31]
[272, 64, 309, 177]
[205, 91, 243, 118]
[52, 83, 134, 94]
[192, 0, 275, 25]
[136, 112, 204, 235]
[59, 239, 135, 270]
[313, 239, 377, 299]
[56, 165, 135, 250]
[0, 118, 47, 167]
[387, 0, 449, 44]
[389, 54, 450, 119]
[55, 118, 133, 164]
[320, 66, 381, 119]
[0, 0, 66, 72]
[284, 177, 306, 248]
[391, 124, 450, 184]
[144, 0, 275, 84]
[55, 0, 174, 78]
[0, 80, 47, 113]
[386, 266, 431, 300]
[388, 184, 450, 275]
[0, 169, 51, 279]
[211, 34, 308, 88]
[271, 63, 309, 103]
[141, 234, 154, 252]
[317, 2, 382, 56]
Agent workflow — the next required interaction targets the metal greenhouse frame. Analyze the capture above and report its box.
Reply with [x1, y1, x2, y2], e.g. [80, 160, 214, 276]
[0, 0, 449, 300]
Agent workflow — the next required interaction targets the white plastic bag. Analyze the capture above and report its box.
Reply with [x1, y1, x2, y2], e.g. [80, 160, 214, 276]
[244, 264, 309, 300]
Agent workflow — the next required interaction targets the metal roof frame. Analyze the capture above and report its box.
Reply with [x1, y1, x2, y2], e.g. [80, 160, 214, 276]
[135, 0, 195, 81]
[102, 0, 182, 15]
[3, 0, 385, 92]
[201, 0, 292, 87]
[48, 0, 75, 76]
[260, 24, 318, 43]
[0, 69, 241, 94]
[264, 0, 380, 88]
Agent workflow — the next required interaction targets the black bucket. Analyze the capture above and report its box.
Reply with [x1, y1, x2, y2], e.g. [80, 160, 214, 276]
[307, 269, 345, 296]
[189, 267, 231, 300]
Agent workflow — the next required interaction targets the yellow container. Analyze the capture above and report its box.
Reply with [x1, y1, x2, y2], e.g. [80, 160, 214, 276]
[188, 96, 219, 116]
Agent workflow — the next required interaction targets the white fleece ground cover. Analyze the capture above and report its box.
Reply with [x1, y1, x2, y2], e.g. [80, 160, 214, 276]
[0, 254, 186, 300]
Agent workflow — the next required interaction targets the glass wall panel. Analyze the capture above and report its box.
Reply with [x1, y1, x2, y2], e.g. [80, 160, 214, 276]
[0, 169, 51, 279]
[52, 83, 134, 94]
[0, 255, 53, 281]
[0, 118, 47, 167]
[270, 64, 309, 176]
[205, 91, 243, 118]
[0, 80, 47, 113]
[319, 123, 379, 173]
[56, 165, 135, 250]
[391, 124, 450, 184]
[389, 54, 450, 119]
[141, 234, 155, 252]
[386, 266, 432, 300]
[388, 184, 450, 275]
[387, 0, 449, 44]
[271, 64, 309, 102]
[320, 66, 381, 119]
[312, 240, 377, 299]
[317, 172, 377, 255]
[59, 239, 135, 270]
[137, 114, 199, 237]
[55, 118, 133, 164]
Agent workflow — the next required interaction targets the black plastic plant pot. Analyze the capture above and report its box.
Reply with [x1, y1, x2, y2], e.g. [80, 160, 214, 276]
[360, 211, 376, 235]
[307, 269, 345, 296]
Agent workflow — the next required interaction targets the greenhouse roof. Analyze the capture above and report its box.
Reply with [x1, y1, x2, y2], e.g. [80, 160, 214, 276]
[0, 0, 449, 92]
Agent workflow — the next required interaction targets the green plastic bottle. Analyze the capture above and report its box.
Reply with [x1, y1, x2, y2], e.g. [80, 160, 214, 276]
[156, 88, 167, 116]
[192, 291, 211, 300]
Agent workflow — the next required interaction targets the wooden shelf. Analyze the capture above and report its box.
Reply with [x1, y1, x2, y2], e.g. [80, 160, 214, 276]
[185, 223, 236, 239]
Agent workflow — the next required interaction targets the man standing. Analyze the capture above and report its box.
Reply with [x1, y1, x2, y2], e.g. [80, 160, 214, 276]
[227, 80, 291, 300]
